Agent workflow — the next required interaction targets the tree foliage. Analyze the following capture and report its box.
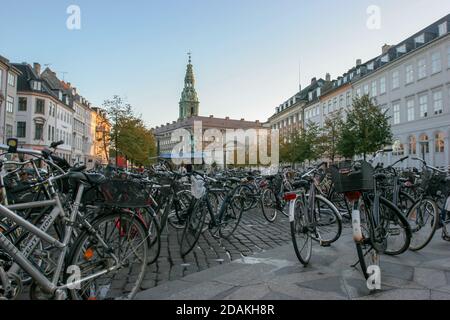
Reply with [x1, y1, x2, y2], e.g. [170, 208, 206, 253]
[103, 95, 157, 166]
[337, 95, 392, 160]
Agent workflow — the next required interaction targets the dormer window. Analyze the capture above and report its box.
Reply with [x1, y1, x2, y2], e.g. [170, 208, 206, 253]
[58, 91, 63, 100]
[349, 73, 354, 80]
[308, 92, 313, 101]
[397, 44, 406, 54]
[316, 87, 321, 97]
[381, 55, 389, 63]
[356, 68, 361, 75]
[367, 62, 374, 70]
[438, 22, 447, 36]
[343, 76, 348, 83]
[415, 34, 425, 45]
[32, 81, 42, 91]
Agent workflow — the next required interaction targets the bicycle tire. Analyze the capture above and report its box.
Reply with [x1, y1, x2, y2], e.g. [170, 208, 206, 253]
[312, 195, 343, 245]
[67, 211, 149, 300]
[180, 199, 207, 257]
[290, 199, 312, 266]
[260, 188, 278, 222]
[407, 197, 439, 251]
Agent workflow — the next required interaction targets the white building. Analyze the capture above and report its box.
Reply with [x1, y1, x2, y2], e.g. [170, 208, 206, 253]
[0, 55, 21, 143]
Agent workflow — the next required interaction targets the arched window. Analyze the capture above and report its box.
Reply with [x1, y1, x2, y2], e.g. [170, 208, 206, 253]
[419, 134, 429, 154]
[393, 139, 405, 156]
[408, 136, 417, 155]
[435, 132, 445, 153]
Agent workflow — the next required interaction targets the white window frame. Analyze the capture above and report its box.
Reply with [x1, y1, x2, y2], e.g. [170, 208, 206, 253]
[433, 90, 443, 115]
[419, 94, 428, 118]
[6, 96, 14, 113]
[393, 102, 401, 125]
[407, 99, 415, 122]
[438, 22, 447, 37]
[379, 77, 386, 95]
[371, 81, 377, 97]
[7, 72, 15, 87]
[406, 64, 414, 84]
[392, 70, 400, 89]
[418, 58, 427, 79]
[431, 52, 442, 74]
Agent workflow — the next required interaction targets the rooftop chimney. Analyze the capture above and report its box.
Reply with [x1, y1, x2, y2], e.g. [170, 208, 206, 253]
[382, 44, 392, 54]
[33, 63, 41, 76]
[311, 77, 317, 84]
[241, 118, 245, 121]
[325, 73, 331, 82]
[225, 117, 230, 120]
[209, 115, 214, 118]
[356, 59, 362, 66]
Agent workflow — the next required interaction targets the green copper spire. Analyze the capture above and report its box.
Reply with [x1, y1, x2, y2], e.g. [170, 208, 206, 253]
[179, 52, 199, 119]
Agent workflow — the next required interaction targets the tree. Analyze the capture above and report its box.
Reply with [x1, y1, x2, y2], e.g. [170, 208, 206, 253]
[337, 95, 392, 160]
[321, 110, 344, 163]
[103, 95, 157, 167]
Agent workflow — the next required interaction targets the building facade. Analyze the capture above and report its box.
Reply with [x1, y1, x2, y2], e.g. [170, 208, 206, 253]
[0, 55, 21, 143]
[267, 14, 450, 169]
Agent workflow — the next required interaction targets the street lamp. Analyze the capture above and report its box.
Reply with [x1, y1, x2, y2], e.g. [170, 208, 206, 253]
[419, 140, 427, 162]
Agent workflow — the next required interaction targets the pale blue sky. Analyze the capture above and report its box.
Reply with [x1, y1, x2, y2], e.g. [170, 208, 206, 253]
[1, 0, 449, 127]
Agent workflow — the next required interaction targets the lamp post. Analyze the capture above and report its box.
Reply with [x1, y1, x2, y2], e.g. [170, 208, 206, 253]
[419, 140, 427, 162]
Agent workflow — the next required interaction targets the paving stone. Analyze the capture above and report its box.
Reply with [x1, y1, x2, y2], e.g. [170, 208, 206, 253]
[413, 267, 447, 289]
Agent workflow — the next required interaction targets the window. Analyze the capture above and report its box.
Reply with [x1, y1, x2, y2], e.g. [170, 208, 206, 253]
[438, 22, 447, 36]
[0, 69, 3, 88]
[431, 52, 442, 74]
[393, 102, 400, 124]
[7, 72, 15, 87]
[420, 134, 430, 154]
[6, 96, 14, 113]
[419, 94, 428, 117]
[418, 58, 427, 79]
[52, 127, 55, 141]
[35, 123, 44, 140]
[35, 99, 45, 114]
[406, 64, 414, 84]
[393, 140, 405, 156]
[339, 95, 344, 108]
[32, 81, 42, 91]
[448, 46, 450, 69]
[356, 88, 362, 97]
[435, 132, 445, 153]
[381, 55, 389, 63]
[346, 92, 352, 107]
[364, 84, 369, 95]
[409, 136, 417, 155]
[407, 99, 415, 121]
[415, 34, 425, 45]
[5, 125, 13, 139]
[433, 90, 443, 115]
[397, 45, 406, 54]
[392, 70, 400, 89]
[18, 97, 27, 111]
[17, 122, 26, 138]
[380, 77, 386, 94]
[371, 81, 377, 97]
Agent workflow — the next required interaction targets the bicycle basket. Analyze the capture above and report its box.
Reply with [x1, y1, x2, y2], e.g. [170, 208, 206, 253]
[191, 176, 205, 199]
[330, 161, 374, 193]
[99, 179, 152, 208]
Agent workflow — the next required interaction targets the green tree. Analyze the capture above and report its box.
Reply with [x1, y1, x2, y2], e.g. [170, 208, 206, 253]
[321, 110, 344, 163]
[337, 95, 392, 160]
[103, 95, 157, 167]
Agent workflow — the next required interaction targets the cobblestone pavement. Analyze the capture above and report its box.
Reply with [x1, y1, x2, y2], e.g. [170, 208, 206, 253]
[137, 224, 450, 300]
[140, 208, 293, 291]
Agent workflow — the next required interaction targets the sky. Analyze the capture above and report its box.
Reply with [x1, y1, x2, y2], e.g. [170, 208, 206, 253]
[1, 0, 449, 128]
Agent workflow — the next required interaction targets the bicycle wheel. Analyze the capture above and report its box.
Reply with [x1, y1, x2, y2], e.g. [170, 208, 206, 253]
[407, 198, 438, 251]
[219, 192, 244, 239]
[312, 195, 342, 245]
[138, 207, 161, 265]
[260, 188, 278, 222]
[377, 197, 412, 256]
[354, 202, 379, 280]
[67, 211, 149, 300]
[291, 199, 312, 266]
[180, 199, 207, 257]
[168, 190, 192, 230]
[398, 191, 416, 215]
[233, 185, 254, 211]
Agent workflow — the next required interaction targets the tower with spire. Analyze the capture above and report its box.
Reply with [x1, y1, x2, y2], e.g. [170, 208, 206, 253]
[179, 52, 200, 119]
